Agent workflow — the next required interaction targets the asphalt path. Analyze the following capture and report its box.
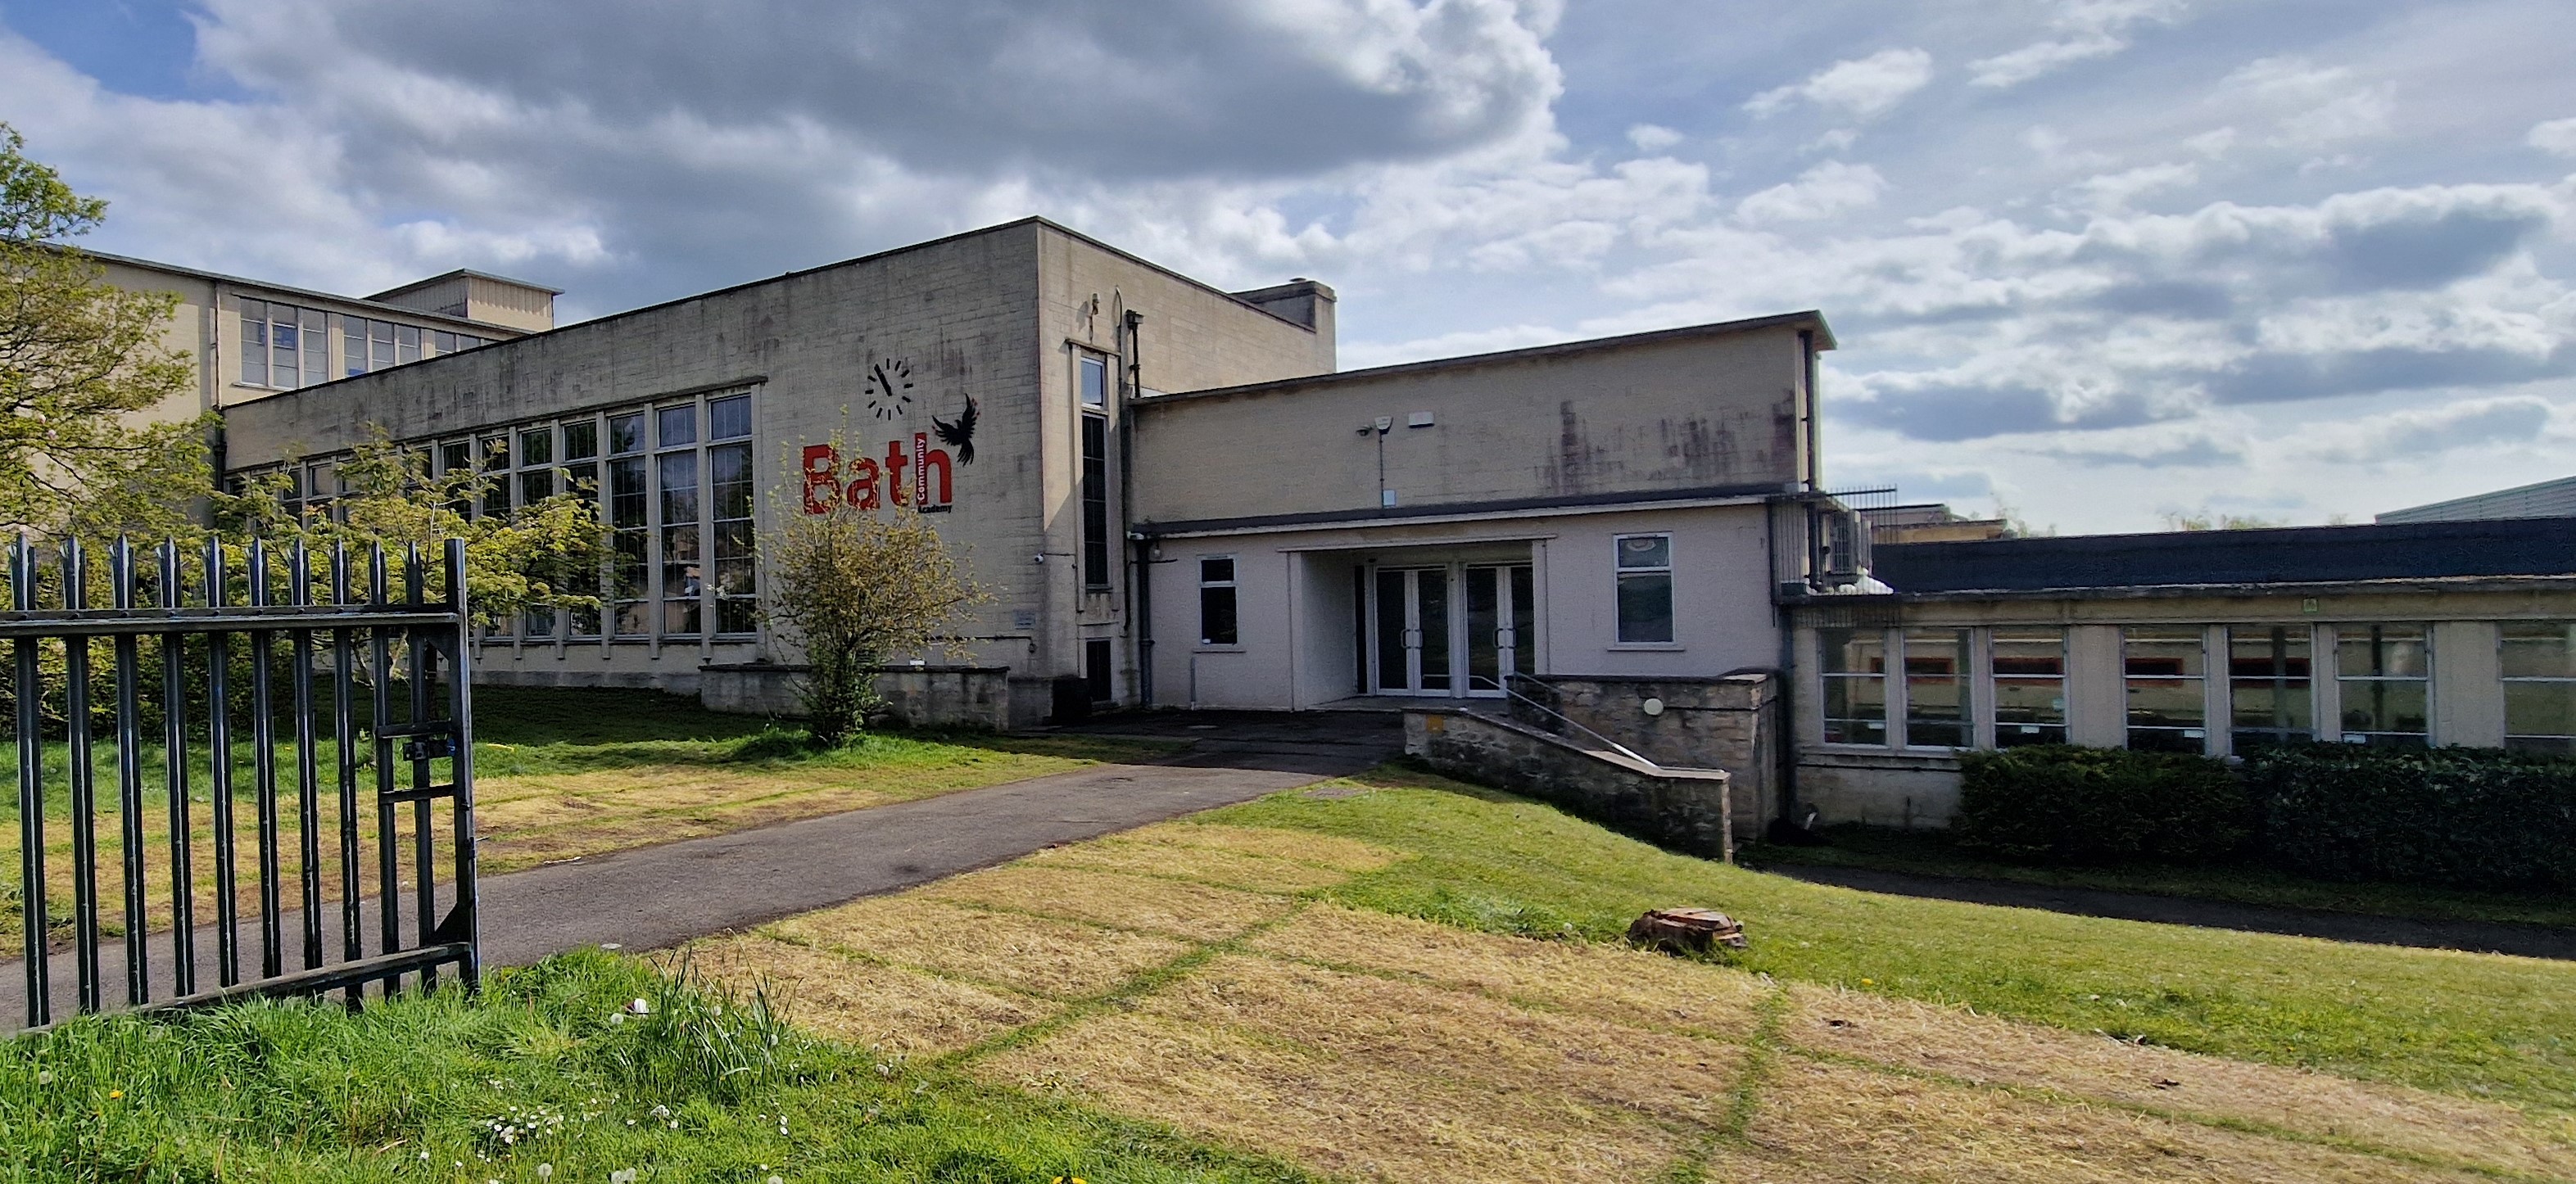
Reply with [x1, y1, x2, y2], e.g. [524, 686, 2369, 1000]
[1767, 862, 2576, 960]
[0, 712, 1402, 1030]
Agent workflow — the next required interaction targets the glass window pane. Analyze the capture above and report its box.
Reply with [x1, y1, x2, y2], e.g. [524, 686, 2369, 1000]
[344, 319, 368, 376]
[1201, 557, 1234, 585]
[1821, 627, 1887, 744]
[1615, 572, 1673, 644]
[1904, 627, 1971, 748]
[563, 420, 600, 460]
[657, 404, 696, 447]
[609, 412, 645, 455]
[1991, 627, 2065, 745]
[1080, 355, 1107, 406]
[2338, 625, 2428, 678]
[708, 394, 752, 441]
[1616, 535, 1671, 570]
[2506, 681, 2576, 742]
[2126, 626, 2205, 749]
[518, 427, 553, 466]
[2501, 621, 2576, 679]
[2229, 625, 2312, 749]
[2342, 680, 2429, 741]
[395, 324, 421, 364]
[520, 469, 555, 505]
[1202, 585, 1238, 645]
[433, 331, 456, 355]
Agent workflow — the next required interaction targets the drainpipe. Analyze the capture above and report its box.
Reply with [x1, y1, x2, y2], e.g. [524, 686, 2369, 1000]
[1769, 501, 1800, 832]
[1120, 310, 1152, 706]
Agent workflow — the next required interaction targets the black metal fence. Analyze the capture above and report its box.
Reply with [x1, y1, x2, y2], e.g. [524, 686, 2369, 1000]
[2, 536, 479, 1030]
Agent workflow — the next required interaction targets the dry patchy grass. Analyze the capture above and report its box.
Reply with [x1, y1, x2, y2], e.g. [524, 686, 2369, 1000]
[767, 895, 1191, 1000]
[1111, 821, 1404, 874]
[981, 1009, 1690, 1183]
[920, 864, 1295, 939]
[1250, 903, 1771, 1037]
[1022, 837, 1359, 894]
[687, 930, 1053, 1057]
[1783, 983, 2576, 1180]
[1714, 1057, 2493, 1184]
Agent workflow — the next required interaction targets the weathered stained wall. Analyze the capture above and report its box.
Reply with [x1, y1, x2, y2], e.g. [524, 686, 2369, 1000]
[1131, 315, 1822, 528]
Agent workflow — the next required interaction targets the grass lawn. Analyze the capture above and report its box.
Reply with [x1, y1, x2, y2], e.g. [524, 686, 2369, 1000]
[1742, 821, 2576, 929]
[0, 949, 1319, 1182]
[11, 762, 2574, 1182]
[0, 686, 1172, 948]
[1206, 766, 2576, 1115]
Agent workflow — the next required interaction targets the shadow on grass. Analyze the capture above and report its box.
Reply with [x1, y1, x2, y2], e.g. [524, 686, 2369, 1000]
[471, 685, 1176, 776]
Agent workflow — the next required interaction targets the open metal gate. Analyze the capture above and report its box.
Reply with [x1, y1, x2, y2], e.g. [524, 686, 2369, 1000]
[4, 536, 478, 1030]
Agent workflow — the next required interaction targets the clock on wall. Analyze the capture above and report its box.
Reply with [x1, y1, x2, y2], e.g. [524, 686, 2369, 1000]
[865, 357, 915, 420]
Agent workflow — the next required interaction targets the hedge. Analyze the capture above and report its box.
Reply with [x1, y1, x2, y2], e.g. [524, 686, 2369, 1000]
[2240, 744, 2576, 892]
[1955, 745, 2250, 865]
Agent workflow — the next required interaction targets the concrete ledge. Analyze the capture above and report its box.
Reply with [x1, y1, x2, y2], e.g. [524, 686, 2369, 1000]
[1404, 707, 1733, 859]
[699, 662, 1016, 730]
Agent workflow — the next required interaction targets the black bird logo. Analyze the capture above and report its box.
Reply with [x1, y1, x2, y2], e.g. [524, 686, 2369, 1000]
[932, 395, 978, 464]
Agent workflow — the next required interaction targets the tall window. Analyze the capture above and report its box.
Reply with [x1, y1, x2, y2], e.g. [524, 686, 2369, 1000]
[342, 317, 435, 376]
[2337, 624, 2429, 747]
[1198, 557, 1238, 645]
[1820, 628, 1887, 744]
[656, 404, 701, 636]
[240, 301, 327, 389]
[608, 412, 650, 635]
[2502, 621, 2576, 756]
[478, 436, 511, 519]
[2125, 626, 2207, 752]
[562, 419, 603, 636]
[2229, 626, 2312, 752]
[516, 426, 556, 506]
[1080, 413, 1111, 589]
[1990, 628, 2066, 747]
[1613, 534, 1674, 644]
[707, 394, 756, 635]
[1903, 628, 1971, 748]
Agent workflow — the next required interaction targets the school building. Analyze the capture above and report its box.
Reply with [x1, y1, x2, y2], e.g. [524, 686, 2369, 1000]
[205, 218, 2576, 832]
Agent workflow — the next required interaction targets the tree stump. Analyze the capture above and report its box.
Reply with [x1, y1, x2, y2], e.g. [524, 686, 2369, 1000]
[1627, 907, 1748, 953]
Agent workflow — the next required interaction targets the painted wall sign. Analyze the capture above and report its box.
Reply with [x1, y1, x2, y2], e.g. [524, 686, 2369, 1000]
[801, 395, 978, 515]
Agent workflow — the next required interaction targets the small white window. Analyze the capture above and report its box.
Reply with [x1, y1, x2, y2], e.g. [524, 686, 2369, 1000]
[1613, 534, 1673, 644]
[1198, 556, 1238, 646]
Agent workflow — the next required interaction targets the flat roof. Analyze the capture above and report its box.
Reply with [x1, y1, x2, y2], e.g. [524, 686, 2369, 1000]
[84, 248, 529, 333]
[1872, 518, 2576, 595]
[1139, 310, 1836, 404]
[369, 267, 564, 299]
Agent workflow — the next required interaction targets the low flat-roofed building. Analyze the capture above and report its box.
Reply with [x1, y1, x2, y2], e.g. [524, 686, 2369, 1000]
[2378, 475, 2576, 524]
[1793, 521, 2576, 828]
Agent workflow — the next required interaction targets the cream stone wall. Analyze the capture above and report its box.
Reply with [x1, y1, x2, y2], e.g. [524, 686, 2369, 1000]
[1132, 316, 1822, 528]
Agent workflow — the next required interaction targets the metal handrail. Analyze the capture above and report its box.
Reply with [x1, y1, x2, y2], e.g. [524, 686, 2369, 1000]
[1497, 677, 1661, 771]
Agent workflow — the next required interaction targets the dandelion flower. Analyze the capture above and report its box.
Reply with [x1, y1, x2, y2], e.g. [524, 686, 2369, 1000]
[107, 1090, 122, 1099]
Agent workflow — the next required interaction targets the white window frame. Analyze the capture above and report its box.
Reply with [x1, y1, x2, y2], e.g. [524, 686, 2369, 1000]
[1610, 532, 1677, 647]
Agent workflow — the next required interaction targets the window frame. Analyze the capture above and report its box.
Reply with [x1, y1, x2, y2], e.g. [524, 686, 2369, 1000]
[1611, 532, 1676, 646]
[2334, 622, 2432, 748]
[1080, 410, 1111, 590]
[2501, 620, 2576, 756]
[2123, 626, 2210, 754]
[1197, 555, 1240, 648]
[1818, 626, 1890, 747]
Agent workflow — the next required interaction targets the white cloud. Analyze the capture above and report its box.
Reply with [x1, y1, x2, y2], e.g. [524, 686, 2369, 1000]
[2532, 117, 2576, 157]
[1745, 48, 1935, 120]
[1736, 160, 1889, 224]
[1626, 123, 1682, 151]
[2225, 56, 2397, 148]
[1970, 0, 2187, 88]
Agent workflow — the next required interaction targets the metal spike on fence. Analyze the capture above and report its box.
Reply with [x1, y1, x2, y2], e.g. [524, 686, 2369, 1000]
[13, 534, 50, 1028]
[111, 538, 149, 1006]
[158, 539, 196, 997]
[63, 536, 100, 1015]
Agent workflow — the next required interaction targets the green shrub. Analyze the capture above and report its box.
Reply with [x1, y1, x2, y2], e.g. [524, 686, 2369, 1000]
[2241, 744, 2576, 891]
[1955, 745, 2251, 865]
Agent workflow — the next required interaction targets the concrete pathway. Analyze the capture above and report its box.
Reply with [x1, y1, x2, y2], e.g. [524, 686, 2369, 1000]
[1768, 863, 2576, 960]
[0, 713, 1402, 1029]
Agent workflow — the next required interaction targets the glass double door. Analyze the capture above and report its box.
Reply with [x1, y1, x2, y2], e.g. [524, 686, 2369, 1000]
[1372, 563, 1533, 697]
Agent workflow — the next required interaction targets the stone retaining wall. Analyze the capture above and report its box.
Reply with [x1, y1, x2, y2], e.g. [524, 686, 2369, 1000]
[1510, 671, 1779, 831]
[1405, 708, 1733, 860]
[698, 662, 1016, 730]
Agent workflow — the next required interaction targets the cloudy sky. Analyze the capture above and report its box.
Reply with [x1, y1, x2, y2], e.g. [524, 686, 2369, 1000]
[3, 0, 2572, 532]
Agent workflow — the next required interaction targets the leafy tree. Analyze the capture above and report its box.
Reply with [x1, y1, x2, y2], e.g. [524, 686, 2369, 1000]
[765, 498, 985, 747]
[0, 122, 210, 538]
[220, 427, 609, 627]
[2162, 511, 2285, 531]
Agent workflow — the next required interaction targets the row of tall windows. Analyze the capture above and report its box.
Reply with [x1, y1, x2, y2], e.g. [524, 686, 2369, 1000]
[263, 391, 756, 642]
[1822, 621, 2569, 755]
[238, 300, 490, 389]
[1079, 351, 1113, 591]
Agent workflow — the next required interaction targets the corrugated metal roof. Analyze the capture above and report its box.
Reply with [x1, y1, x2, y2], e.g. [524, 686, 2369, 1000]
[2377, 476, 2576, 523]
[1873, 518, 2576, 594]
